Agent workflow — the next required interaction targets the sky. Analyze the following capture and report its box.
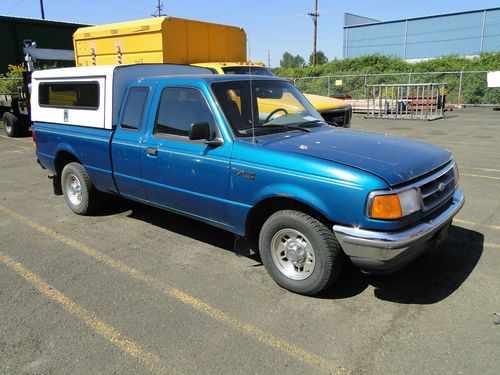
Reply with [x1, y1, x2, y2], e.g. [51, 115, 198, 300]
[1, 0, 499, 66]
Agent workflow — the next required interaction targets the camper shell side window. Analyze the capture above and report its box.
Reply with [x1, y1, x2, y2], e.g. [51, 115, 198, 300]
[38, 81, 100, 110]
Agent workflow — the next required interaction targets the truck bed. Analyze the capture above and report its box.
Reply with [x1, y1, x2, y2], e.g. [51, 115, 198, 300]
[35, 122, 117, 194]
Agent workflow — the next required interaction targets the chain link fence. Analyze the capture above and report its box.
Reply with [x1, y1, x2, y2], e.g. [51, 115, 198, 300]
[290, 71, 499, 106]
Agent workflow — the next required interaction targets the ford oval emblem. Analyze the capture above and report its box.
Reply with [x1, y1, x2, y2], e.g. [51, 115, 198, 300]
[438, 182, 446, 192]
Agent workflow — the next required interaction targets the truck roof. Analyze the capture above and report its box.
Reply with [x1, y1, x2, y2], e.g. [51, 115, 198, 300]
[139, 74, 285, 85]
[31, 64, 214, 129]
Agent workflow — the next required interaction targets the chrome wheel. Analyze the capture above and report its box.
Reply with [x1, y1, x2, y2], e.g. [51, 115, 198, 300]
[4, 121, 12, 134]
[65, 173, 83, 206]
[270, 228, 315, 280]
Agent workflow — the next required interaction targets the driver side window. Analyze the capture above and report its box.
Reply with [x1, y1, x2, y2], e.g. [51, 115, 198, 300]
[154, 87, 215, 138]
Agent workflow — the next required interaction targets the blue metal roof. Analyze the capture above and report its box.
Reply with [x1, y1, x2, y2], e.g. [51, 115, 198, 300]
[344, 6, 500, 29]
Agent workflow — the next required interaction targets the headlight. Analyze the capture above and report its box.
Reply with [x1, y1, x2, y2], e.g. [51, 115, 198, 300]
[368, 189, 421, 220]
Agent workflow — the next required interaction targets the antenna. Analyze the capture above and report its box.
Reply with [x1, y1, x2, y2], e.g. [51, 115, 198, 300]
[249, 60, 256, 143]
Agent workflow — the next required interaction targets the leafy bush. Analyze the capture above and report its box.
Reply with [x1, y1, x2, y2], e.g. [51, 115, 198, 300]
[0, 64, 24, 94]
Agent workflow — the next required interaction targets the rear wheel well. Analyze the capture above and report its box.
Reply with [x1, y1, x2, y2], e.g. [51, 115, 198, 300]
[55, 151, 80, 176]
[245, 197, 332, 244]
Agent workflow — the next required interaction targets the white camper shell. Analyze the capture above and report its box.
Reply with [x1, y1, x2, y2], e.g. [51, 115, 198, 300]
[31, 64, 211, 129]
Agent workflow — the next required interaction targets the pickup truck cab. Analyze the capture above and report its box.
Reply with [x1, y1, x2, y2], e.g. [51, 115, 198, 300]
[32, 64, 464, 295]
[193, 62, 353, 127]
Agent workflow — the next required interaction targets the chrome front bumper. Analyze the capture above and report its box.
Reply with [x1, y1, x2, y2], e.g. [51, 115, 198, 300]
[333, 189, 465, 274]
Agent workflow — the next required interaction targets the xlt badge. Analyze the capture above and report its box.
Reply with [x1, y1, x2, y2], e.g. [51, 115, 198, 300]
[234, 169, 256, 180]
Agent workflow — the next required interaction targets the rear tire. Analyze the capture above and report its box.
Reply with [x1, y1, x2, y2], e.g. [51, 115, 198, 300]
[259, 210, 344, 295]
[61, 162, 101, 215]
[3, 112, 21, 137]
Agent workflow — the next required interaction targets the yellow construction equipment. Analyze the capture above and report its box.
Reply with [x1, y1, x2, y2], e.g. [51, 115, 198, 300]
[73, 17, 246, 66]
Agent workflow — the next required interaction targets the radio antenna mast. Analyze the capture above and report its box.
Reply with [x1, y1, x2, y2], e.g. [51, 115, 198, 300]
[248, 49, 256, 143]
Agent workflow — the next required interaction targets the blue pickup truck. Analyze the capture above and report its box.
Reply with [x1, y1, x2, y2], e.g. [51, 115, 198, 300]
[31, 64, 464, 295]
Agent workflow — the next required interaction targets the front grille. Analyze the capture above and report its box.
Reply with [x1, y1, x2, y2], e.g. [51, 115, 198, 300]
[320, 107, 352, 127]
[418, 164, 456, 212]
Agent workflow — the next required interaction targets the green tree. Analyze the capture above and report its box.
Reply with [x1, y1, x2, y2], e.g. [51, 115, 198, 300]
[280, 52, 305, 68]
[309, 50, 328, 66]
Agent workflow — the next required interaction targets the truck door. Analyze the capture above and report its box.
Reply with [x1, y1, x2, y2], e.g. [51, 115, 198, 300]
[141, 84, 231, 225]
[111, 85, 152, 199]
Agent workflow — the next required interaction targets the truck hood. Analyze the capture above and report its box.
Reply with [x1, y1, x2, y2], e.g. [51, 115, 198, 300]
[262, 128, 452, 186]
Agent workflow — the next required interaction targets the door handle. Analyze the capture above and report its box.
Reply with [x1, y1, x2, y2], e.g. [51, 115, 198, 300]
[146, 147, 158, 156]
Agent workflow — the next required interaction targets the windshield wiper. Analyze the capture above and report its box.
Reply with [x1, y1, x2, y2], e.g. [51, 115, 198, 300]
[294, 119, 324, 128]
[261, 124, 311, 133]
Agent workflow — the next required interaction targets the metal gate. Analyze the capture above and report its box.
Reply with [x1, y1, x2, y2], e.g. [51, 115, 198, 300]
[366, 83, 447, 120]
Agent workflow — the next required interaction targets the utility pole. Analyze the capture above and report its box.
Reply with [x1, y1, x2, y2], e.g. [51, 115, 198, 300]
[152, 0, 166, 17]
[267, 50, 271, 67]
[308, 0, 319, 66]
[39, 0, 45, 20]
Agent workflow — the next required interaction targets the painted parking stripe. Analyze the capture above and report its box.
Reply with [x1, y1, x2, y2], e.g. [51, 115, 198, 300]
[0, 139, 33, 151]
[0, 134, 33, 143]
[462, 167, 500, 173]
[0, 204, 347, 374]
[0, 250, 178, 375]
[461, 173, 500, 180]
[454, 218, 500, 231]
[484, 242, 500, 249]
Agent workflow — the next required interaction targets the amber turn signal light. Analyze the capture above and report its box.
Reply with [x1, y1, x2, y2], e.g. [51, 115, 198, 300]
[370, 194, 402, 219]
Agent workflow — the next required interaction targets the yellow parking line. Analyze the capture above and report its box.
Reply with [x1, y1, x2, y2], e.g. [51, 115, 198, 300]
[436, 143, 466, 148]
[0, 204, 347, 374]
[0, 250, 177, 375]
[461, 173, 500, 180]
[0, 136, 33, 151]
[454, 218, 500, 231]
[0, 134, 32, 143]
[485, 242, 500, 249]
[462, 167, 500, 173]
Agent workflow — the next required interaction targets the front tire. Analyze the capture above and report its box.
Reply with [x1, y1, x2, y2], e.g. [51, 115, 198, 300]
[259, 210, 343, 295]
[61, 162, 100, 215]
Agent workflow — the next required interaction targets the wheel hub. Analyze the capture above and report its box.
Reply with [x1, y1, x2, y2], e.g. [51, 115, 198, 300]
[66, 174, 82, 206]
[284, 240, 307, 266]
[270, 228, 315, 280]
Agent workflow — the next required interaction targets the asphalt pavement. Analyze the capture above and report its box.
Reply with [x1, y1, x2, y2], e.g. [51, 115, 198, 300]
[0, 108, 499, 374]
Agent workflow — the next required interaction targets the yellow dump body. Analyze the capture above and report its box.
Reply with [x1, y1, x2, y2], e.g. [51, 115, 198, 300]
[73, 17, 247, 66]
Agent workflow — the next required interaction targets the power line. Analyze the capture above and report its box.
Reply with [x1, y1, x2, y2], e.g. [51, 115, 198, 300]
[87, 0, 149, 16]
[206, 0, 283, 18]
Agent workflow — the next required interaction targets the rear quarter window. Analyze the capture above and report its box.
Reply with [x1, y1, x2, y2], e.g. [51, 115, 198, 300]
[120, 87, 150, 130]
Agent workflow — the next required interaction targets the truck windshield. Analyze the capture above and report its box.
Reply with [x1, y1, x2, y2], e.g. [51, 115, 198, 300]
[211, 80, 325, 138]
[221, 66, 275, 76]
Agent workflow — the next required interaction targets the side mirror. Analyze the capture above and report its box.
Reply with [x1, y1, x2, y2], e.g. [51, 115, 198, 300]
[189, 122, 223, 147]
[189, 122, 210, 140]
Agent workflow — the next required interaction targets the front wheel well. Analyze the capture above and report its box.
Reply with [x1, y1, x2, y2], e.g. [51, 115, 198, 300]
[245, 197, 332, 244]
